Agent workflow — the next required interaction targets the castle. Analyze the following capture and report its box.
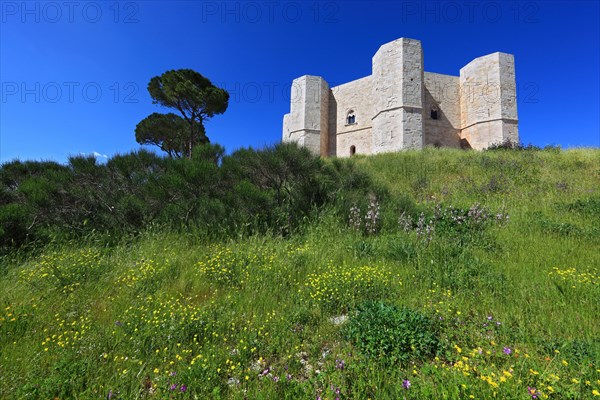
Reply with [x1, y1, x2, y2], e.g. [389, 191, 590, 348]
[282, 38, 518, 157]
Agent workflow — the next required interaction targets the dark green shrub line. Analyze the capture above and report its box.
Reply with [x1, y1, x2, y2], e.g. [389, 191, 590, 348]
[0, 143, 380, 251]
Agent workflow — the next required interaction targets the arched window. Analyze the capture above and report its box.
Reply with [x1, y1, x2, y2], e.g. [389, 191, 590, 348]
[350, 145, 356, 156]
[346, 110, 356, 125]
[430, 107, 439, 120]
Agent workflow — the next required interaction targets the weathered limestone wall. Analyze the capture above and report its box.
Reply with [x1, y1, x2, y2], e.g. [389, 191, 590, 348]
[371, 38, 424, 153]
[282, 75, 329, 155]
[423, 72, 461, 148]
[329, 76, 374, 157]
[459, 52, 518, 149]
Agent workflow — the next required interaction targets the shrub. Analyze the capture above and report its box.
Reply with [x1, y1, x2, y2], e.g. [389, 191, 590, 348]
[344, 301, 441, 365]
[0, 203, 29, 246]
[485, 139, 542, 151]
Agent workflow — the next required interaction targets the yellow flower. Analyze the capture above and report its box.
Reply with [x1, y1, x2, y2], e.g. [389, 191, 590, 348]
[562, 360, 568, 366]
[591, 389, 599, 396]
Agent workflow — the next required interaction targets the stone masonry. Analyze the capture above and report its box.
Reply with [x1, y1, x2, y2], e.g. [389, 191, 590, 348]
[282, 38, 518, 157]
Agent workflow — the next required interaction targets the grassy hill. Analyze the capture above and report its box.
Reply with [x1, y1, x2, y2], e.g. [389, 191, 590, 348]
[1, 148, 599, 399]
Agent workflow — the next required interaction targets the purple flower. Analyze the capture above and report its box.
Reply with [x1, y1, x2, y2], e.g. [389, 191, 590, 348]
[286, 373, 292, 380]
[335, 359, 345, 370]
[503, 347, 512, 355]
[527, 386, 539, 399]
[180, 385, 187, 392]
[169, 383, 178, 391]
[403, 379, 411, 389]
[487, 315, 493, 320]
[107, 389, 114, 399]
[169, 371, 177, 377]
[261, 368, 270, 376]
[273, 376, 280, 382]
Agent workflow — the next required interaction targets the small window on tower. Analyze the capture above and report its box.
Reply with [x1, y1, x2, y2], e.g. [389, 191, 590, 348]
[347, 110, 356, 125]
[350, 145, 356, 156]
[430, 108, 439, 120]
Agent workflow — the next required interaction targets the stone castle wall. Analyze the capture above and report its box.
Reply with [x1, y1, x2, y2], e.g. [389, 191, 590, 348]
[423, 72, 462, 148]
[282, 38, 518, 156]
[328, 76, 374, 157]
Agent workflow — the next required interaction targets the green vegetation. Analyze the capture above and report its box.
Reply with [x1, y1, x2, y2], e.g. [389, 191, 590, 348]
[1, 147, 599, 399]
[136, 69, 230, 158]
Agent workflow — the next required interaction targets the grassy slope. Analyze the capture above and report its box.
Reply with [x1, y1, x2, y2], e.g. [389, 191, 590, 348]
[1, 148, 599, 399]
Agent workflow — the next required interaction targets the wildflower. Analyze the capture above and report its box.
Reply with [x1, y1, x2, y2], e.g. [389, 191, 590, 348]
[503, 347, 512, 355]
[180, 385, 187, 392]
[528, 387, 540, 399]
[273, 376, 280, 382]
[169, 384, 178, 391]
[592, 389, 600, 396]
[403, 379, 411, 389]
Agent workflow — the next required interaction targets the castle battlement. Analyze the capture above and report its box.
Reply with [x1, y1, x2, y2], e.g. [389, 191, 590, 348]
[282, 38, 518, 156]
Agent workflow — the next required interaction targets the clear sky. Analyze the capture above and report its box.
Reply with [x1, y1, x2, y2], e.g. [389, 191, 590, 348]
[1, 0, 599, 163]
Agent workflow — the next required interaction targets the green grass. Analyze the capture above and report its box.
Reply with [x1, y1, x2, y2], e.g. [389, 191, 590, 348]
[1, 148, 599, 399]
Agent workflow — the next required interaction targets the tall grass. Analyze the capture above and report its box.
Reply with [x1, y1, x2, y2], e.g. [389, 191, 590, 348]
[1, 148, 599, 399]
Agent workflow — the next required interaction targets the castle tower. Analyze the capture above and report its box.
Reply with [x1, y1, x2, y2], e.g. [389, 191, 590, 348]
[282, 38, 518, 156]
[282, 75, 330, 156]
[459, 53, 518, 149]
[371, 38, 424, 153]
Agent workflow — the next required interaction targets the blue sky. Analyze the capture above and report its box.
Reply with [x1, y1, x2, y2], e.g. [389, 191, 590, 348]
[1, 0, 599, 163]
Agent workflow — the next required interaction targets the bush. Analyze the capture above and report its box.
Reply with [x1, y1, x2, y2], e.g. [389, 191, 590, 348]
[343, 301, 440, 365]
[0, 142, 379, 249]
[0, 203, 30, 246]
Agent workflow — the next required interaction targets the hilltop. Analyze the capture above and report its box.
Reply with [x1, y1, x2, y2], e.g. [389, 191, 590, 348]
[1, 147, 599, 399]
